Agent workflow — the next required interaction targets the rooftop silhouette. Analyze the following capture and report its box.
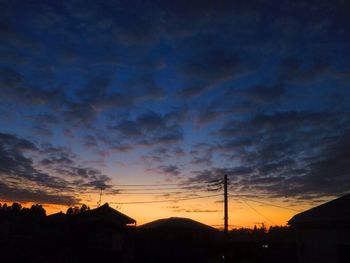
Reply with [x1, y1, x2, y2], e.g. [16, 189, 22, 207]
[289, 193, 350, 225]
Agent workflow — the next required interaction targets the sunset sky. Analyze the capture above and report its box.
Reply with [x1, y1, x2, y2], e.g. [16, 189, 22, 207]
[1, 0, 350, 228]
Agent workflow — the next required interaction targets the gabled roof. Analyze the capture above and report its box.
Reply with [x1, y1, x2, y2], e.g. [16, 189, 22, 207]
[47, 211, 66, 221]
[139, 217, 217, 232]
[289, 194, 350, 226]
[77, 203, 136, 225]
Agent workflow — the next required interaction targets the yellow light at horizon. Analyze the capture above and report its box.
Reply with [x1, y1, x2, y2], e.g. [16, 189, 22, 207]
[1, 194, 309, 230]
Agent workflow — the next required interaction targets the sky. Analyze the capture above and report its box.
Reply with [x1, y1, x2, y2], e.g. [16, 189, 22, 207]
[0, 0, 350, 228]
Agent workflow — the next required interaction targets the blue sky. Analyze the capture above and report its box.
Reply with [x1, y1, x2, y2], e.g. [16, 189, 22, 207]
[1, 0, 350, 214]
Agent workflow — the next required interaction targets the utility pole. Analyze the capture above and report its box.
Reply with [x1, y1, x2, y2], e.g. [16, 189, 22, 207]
[224, 174, 228, 234]
[224, 174, 228, 261]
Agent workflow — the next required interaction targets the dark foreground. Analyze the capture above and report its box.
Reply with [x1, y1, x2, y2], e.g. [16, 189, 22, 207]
[0, 203, 296, 263]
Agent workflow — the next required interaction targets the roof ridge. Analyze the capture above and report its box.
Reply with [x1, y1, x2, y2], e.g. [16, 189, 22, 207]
[289, 193, 350, 225]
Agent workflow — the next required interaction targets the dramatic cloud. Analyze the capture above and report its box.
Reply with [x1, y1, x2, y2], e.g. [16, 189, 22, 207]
[0, 182, 79, 206]
[155, 165, 181, 177]
[189, 110, 350, 199]
[177, 48, 244, 98]
[0, 132, 111, 204]
[0, 0, 349, 207]
[108, 110, 184, 146]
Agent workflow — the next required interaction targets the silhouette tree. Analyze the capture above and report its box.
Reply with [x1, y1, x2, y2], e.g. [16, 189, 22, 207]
[29, 204, 46, 217]
[79, 204, 89, 213]
[1, 203, 8, 210]
[11, 202, 22, 214]
[0, 203, 8, 216]
[66, 207, 74, 215]
[66, 204, 89, 215]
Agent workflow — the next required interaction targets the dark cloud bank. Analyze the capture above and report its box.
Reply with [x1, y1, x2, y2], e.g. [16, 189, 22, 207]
[0, 133, 111, 205]
[190, 111, 350, 200]
[0, 0, 350, 206]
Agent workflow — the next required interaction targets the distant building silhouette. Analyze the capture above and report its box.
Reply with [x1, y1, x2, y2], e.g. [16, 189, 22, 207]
[0, 202, 136, 263]
[60, 203, 136, 262]
[0, 202, 303, 262]
[75, 202, 136, 226]
[289, 194, 350, 263]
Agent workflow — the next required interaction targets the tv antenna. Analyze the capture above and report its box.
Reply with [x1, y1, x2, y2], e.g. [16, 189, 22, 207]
[97, 188, 103, 207]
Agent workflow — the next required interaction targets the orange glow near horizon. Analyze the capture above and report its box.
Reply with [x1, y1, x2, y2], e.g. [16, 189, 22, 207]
[1, 194, 313, 229]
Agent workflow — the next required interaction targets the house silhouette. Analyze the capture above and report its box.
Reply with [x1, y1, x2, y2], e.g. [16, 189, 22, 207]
[46, 203, 136, 263]
[75, 202, 136, 226]
[289, 194, 350, 263]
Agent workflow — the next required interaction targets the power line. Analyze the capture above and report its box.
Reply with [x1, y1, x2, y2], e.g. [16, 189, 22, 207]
[211, 224, 247, 228]
[82, 185, 222, 195]
[109, 193, 221, 205]
[240, 197, 276, 225]
[108, 186, 216, 191]
[105, 189, 220, 195]
[108, 179, 222, 187]
[105, 183, 222, 192]
[230, 195, 302, 212]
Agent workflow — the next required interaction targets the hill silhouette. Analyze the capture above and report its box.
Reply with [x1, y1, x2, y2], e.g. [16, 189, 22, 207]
[140, 217, 218, 232]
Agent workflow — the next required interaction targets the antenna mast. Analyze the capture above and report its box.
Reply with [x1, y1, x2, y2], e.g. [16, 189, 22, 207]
[97, 188, 103, 207]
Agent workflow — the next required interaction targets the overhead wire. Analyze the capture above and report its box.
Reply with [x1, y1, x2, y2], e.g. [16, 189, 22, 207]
[107, 179, 222, 187]
[109, 193, 222, 204]
[93, 180, 223, 193]
[239, 197, 276, 225]
[81, 178, 302, 227]
[103, 189, 221, 195]
[81, 181, 222, 200]
[107, 186, 218, 191]
[230, 195, 302, 212]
